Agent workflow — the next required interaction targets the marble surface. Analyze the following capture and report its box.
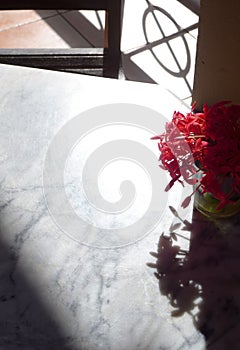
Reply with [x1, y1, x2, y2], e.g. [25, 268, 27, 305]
[0, 64, 240, 350]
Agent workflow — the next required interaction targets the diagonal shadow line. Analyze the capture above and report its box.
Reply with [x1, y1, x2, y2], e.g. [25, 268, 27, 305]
[121, 52, 157, 84]
[0, 215, 74, 349]
[95, 10, 104, 31]
[36, 10, 104, 48]
[126, 23, 198, 57]
[58, 10, 104, 47]
[177, 0, 200, 15]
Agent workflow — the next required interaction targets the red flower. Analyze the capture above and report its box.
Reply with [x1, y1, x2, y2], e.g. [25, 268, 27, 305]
[152, 101, 240, 209]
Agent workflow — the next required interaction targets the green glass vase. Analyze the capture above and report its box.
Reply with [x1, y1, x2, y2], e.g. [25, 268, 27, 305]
[194, 189, 240, 219]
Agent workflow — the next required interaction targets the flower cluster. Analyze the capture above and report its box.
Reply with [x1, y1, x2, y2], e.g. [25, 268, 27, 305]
[152, 101, 240, 209]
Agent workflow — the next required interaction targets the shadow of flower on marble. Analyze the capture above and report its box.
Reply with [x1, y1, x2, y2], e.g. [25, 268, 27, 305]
[148, 208, 240, 349]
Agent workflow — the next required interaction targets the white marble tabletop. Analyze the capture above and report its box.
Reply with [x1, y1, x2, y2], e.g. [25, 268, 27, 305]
[1, 64, 240, 350]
